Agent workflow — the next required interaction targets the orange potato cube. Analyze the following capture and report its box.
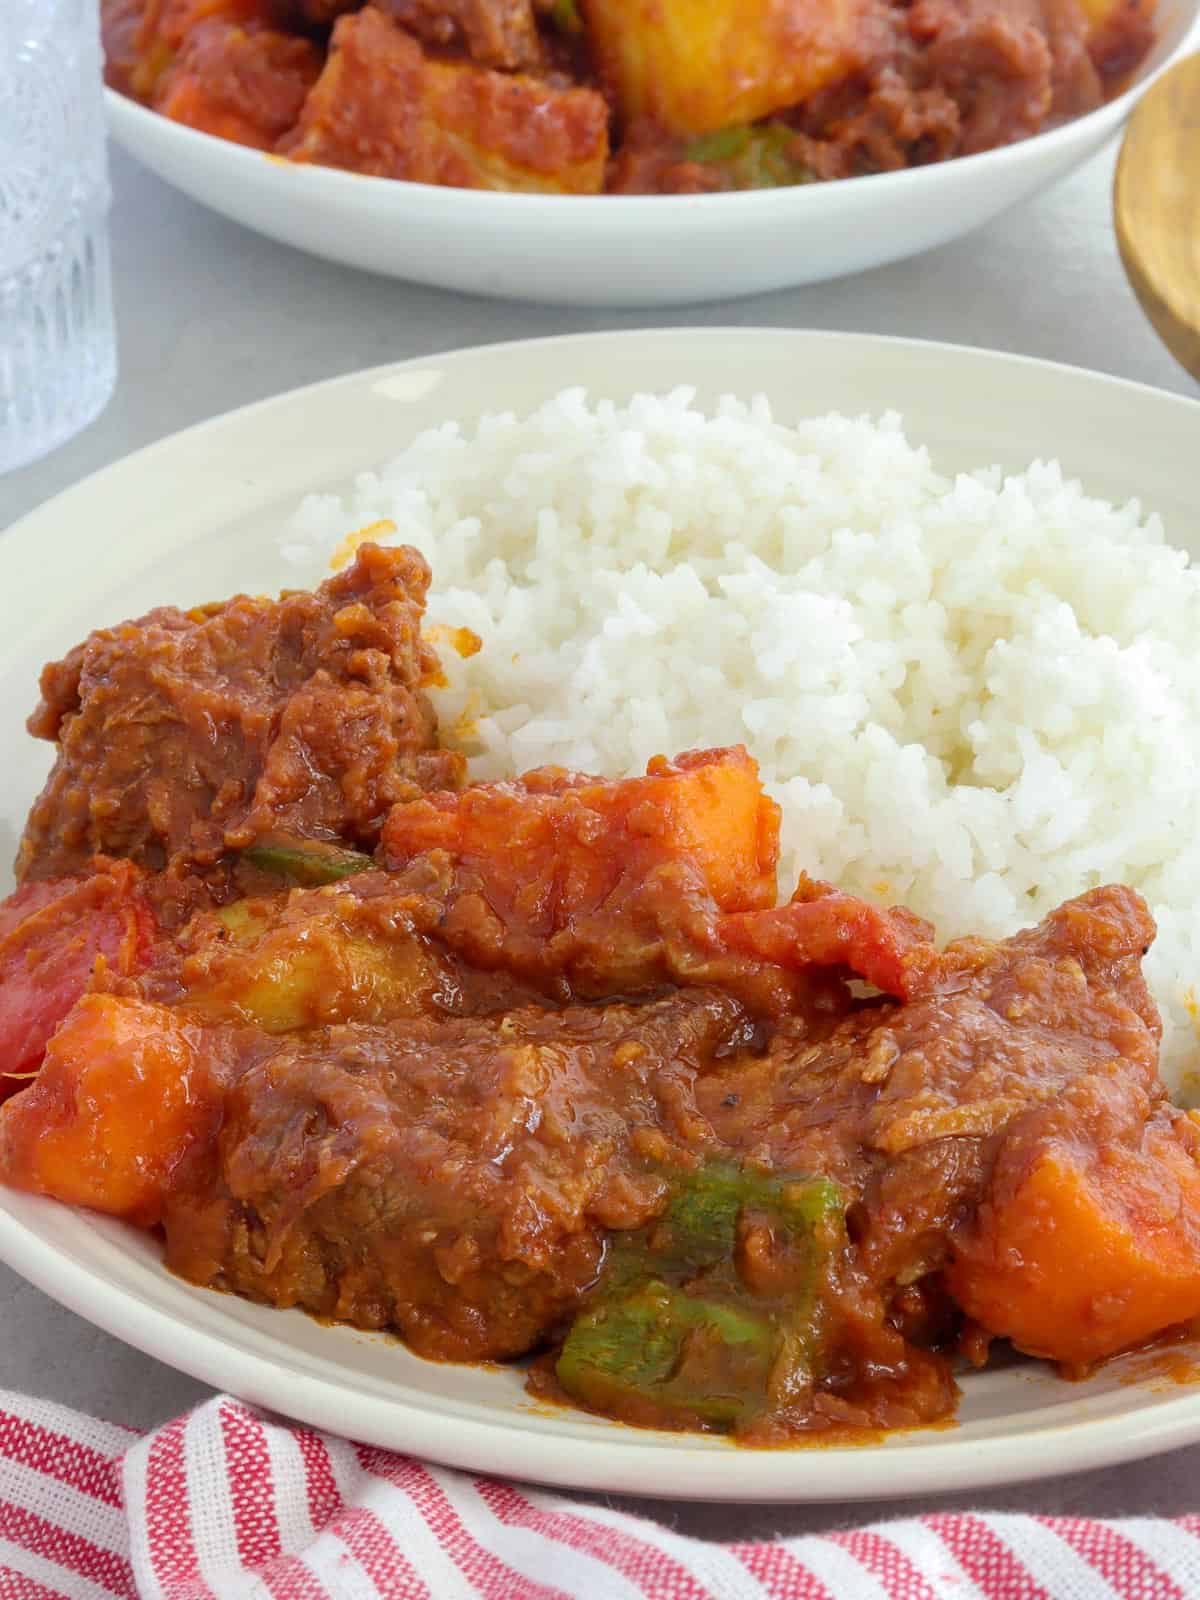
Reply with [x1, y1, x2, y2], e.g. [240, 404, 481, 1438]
[381, 744, 781, 920]
[0, 995, 218, 1227]
[584, 0, 869, 137]
[282, 6, 609, 193]
[948, 1099, 1200, 1368]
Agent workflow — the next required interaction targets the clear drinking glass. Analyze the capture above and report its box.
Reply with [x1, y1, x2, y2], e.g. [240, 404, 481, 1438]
[1, 0, 118, 475]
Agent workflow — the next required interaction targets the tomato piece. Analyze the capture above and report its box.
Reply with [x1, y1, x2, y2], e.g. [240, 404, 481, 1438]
[718, 875, 941, 1001]
[0, 861, 157, 1102]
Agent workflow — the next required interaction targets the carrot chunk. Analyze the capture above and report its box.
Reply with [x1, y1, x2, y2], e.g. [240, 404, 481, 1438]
[948, 1085, 1200, 1367]
[0, 995, 218, 1227]
[381, 744, 781, 924]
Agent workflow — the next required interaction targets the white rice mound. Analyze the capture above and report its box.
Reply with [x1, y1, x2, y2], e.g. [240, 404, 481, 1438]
[282, 387, 1200, 1097]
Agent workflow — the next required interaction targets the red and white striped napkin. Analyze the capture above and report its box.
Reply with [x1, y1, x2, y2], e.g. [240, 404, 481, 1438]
[2, 1386, 1198, 1600]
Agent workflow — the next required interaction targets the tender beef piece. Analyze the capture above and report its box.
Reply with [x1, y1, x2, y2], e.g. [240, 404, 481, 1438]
[161, 990, 747, 1360]
[375, 0, 542, 69]
[783, 67, 961, 179]
[18, 544, 462, 882]
[153, 17, 322, 147]
[903, 0, 1106, 155]
[287, 0, 361, 21]
[784, 0, 1100, 178]
[907, 0, 1054, 153]
[280, 6, 609, 193]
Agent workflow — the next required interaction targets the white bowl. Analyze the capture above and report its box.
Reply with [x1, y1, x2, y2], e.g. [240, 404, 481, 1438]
[5, 330, 1200, 1500]
[105, 5, 1200, 307]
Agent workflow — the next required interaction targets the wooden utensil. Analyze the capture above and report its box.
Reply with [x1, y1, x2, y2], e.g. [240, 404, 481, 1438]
[1115, 54, 1200, 381]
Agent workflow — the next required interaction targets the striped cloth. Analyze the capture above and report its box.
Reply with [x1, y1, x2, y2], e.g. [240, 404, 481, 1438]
[1, 1388, 1198, 1600]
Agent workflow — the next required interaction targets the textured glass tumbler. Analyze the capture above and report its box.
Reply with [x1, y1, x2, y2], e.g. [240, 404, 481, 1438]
[1, 0, 117, 475]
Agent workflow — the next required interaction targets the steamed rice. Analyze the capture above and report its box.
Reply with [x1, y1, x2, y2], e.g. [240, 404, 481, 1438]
[281, 387, 1200, 1096]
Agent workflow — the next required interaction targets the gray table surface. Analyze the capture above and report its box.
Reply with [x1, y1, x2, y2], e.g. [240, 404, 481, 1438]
[1, 139, 1198, 1547]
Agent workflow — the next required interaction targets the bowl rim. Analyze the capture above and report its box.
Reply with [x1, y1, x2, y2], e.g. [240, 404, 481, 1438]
[104, 0, 1200, 214]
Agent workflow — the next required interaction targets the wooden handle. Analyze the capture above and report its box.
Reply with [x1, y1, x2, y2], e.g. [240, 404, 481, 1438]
[1114, 53, 1200, 382]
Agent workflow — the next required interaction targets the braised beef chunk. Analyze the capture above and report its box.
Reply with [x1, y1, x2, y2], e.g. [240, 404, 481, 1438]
[375, 0, 542, 68]
[161, 990, 745, 1361]
[17, 544, 463, 882]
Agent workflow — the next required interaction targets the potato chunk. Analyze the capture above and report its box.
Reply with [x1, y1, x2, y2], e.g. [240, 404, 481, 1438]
[179, 884, 453, 1030]
[282, 6, 608, 192]
[381, 745, 782, 922]
[947, 1073, 1200, 1367]
[584, 0, 868, 137]
[0, 996, 218, 1227]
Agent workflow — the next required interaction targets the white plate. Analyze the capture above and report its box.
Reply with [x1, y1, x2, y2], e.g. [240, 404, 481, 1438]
[4, 330, 1200, 1502]
[105, 4, 1200, 308]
